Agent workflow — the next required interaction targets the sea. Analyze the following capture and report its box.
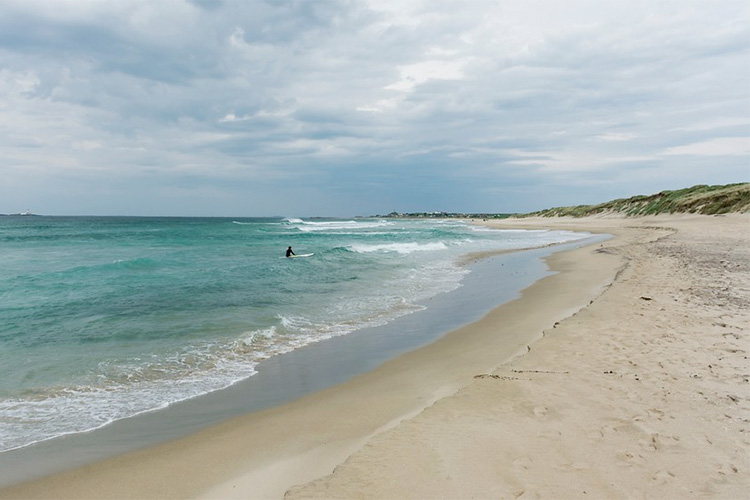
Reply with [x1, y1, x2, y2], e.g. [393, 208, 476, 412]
[0, 216, 592, 456]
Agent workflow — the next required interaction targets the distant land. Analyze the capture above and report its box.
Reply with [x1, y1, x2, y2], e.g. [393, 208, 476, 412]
[378, 183, 750, 219]
[3, 183, 748, 219]
[376, 211, 515, 220]
[0, 210, 36, 217]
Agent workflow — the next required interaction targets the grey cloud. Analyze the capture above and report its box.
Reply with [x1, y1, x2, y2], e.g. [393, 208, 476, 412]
[0, 0, 747, 216]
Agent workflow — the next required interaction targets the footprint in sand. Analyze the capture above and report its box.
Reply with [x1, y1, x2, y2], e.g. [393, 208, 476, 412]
[533, 406, 548, 417]
[512, 456, 532, 468]
[652, 469, 676, 484]
[617, 451, 647, 465]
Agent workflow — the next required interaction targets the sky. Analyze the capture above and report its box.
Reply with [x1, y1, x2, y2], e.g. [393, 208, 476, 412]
[0, 0, 748, 217]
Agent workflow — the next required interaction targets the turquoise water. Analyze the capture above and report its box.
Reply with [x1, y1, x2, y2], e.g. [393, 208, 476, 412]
[0, 216, 588, 452]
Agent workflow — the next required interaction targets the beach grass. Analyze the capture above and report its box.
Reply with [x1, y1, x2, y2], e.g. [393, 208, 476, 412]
[2, 210, 748, 500]
[522, 182, 750, 217]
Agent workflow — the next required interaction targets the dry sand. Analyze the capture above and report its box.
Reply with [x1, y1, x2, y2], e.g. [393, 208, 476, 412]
[2, 214, 748, 499]
[288, 214, 750, 500]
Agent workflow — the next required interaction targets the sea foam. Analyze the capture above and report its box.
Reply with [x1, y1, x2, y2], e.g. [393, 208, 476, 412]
[348, 241, 449, 254]
[0, 216, 590, 453]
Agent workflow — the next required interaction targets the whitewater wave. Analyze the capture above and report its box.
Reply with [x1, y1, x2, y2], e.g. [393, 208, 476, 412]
[469, 226, 548, 234]
[348, 241, 449, 254]
[0, 338, 263, 453]
[1, 323, 300, 453]
[0, 216, 594, 455]
[285, 219, 393, 233]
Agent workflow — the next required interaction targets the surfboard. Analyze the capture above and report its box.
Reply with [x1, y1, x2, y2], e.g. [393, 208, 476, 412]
[288, 253, 314, 258]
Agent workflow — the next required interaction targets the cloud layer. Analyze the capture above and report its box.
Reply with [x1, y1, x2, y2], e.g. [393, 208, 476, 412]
[1, 0, 748, 215]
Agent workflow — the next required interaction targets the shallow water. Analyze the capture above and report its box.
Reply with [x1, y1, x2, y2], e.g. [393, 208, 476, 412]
[0, 216, 590, 453]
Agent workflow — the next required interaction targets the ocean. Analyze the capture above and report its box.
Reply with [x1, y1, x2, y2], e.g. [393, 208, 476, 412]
[0, 216, 591, 454]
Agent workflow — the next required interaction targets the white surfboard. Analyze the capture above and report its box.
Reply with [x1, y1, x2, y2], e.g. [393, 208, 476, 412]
[288, 253, 314, 258]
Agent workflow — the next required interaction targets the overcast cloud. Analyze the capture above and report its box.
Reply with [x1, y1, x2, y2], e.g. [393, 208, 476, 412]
[1, 0, 748, 216]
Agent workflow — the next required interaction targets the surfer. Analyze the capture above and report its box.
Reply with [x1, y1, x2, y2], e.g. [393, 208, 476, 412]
[286, 246, 295, 258]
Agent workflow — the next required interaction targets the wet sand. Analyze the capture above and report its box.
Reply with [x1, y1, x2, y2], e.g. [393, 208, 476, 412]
[3, 214, 748, 499]
[289, 214, 750, 499]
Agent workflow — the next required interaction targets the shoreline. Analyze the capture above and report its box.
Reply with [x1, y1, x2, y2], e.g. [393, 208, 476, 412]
[0, 229, 603, 494]
[290, 214, 750, 499]
[3, 214, 748, 498]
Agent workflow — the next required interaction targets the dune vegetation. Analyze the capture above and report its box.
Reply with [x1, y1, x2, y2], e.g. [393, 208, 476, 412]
[521, 183, 750, 217]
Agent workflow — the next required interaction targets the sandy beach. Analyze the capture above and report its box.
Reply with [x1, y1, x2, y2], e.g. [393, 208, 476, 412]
[2, 214, 748, 499]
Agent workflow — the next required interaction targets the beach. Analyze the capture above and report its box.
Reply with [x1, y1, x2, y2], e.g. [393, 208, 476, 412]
[2, 214, 748, 499]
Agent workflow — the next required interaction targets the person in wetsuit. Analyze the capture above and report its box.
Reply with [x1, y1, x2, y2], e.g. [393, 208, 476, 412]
[286, 246, 295, 257]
